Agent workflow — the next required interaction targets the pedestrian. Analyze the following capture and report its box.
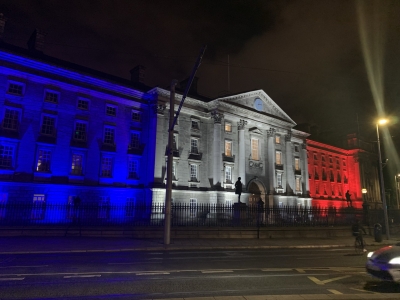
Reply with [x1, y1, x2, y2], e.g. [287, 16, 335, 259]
[345, 190, 352, 207]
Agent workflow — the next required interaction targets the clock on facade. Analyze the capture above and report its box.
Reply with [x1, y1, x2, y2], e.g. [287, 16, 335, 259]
[254, 98, 263, 111]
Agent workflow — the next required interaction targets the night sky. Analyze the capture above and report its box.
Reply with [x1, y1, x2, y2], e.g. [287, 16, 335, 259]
[1, 0, 399, 145]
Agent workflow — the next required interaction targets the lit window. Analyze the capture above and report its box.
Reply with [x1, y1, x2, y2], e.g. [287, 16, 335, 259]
[190, 164, 198, 181]
[103, 127, 115, 145]
[36, 149, 51, 172]
[225, 122, 232, 132]
[129, 132, 140, 149]
[191, 120, 199, 130]
[44, 91, 59, 103]
[101, 157, 113, 177]
[73, 122, 87, 141]
[2, 109, 19, 130]
[276, 151, 282, 165]
[190, 138, 199, 154]
[296, 177, 301, 192]
[225, 140, 232, 157]
[31, 194, 45, 220]
[0, 145, 14, 168]
[275, 135, 281, 144]
[277, 173, 282, 187]
[225, 166, 232, 183]
[251, 138, 259, 160]
[128, 158, 139, 179]
[40, 115, 56, 136]
[77, 99, 89, 110]
[106, 105, 117, 117]
[295, 158, 300, 171]
[132, 110, 141, 122]
[7, 82, 23, 96]
[71, 154, 83, 175]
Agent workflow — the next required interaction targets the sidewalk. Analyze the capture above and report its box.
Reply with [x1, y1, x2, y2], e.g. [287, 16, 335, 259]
[1, 234, 399, 254]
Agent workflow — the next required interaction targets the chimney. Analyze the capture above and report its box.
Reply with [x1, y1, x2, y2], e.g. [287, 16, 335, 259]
[27, 29, 46, 52]
[180, 76, 198, 95]
[0, 13, 6, 41]
[130, 65, 146, 84]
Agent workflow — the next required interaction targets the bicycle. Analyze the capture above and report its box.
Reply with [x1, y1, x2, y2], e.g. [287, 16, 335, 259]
[354, 232, 365, 255]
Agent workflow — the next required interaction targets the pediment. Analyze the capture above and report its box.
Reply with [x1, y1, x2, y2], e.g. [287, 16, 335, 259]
[212, 90, 296, 126]
[249, 127, 263, 135]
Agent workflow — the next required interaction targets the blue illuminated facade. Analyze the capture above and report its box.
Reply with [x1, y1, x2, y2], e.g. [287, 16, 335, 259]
[0, 41, 159, 224]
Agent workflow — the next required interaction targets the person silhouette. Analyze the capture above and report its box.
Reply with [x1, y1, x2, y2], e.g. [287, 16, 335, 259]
[235, 177, 242, 203]
[345, 190, 352, 207]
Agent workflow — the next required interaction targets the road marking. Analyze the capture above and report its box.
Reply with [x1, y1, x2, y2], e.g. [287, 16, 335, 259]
[201, 270, 233, 274]
[0, 265, 49, 268]
[0, 277, 24, 281]
[64, 275, 101, 278]
[328, 289, 342, 294]
[136, 272, 170, 276]
[261, 268, 293, 272]
[350, 288, 379, 294]
[308, 275, 351, 285]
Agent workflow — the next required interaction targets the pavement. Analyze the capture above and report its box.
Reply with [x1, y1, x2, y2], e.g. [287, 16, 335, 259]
[1, 235, 400, 300]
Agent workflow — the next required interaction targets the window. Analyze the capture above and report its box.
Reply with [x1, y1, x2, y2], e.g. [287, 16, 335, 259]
[190, 164, 198, 181]
[294, 158, 300, 171]
[40, 115, 56, 136]
[129, 132, 140, 149]
[77, 98, 89, 110]
[276, 151, 282, 165]
[294, 144, 299, 152]
[225, 165, 232, 183]
[295, 177, 301, 192]
[0, 193, 7, 219]
[31, 194, 45, 220]
[225, 140, 232, 157]
[314, 167, 319, 179]
[331, 185, 335, 196]
[132, 110, 141, 122]
[329, 157, 333, 164]
[106, 105, 117, 117]
[191, 119, 199, 130]
[2, 108, 19, 130]
[190, 138, 199, 154]
[225, 122, 232, 132]
[73, 121, 87, 141]
[71, 154, 83, 175]
[172, 134, 178, 150]
[7, 82, 24, 96]
[322, 156, 326, 162]
[277, 173, 282, 188]
[172, 161, 177, 180]
[103, 127, 115, 145]
[36, 149, 51, 172]
[44, 91, 59, 103]
[275, 135, 281, 144]
[343, 159, 346, 167]
[189, 198, 197, 217]
[0, 145, 14, 168]
[126, 197, 135, 218]
[314, 154, 318, 160]
[128, 158, 139, 179]
[251, 138, 259, 160]
[101, 156, 113, 177]
[323, 184, 327, 195]
[98, 196, 110, 219]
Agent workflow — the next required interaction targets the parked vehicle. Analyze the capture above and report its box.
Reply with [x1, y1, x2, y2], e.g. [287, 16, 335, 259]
[366, 243, 400, 281]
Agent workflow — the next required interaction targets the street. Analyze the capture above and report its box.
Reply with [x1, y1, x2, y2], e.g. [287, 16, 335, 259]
[0, 246, 399, 299]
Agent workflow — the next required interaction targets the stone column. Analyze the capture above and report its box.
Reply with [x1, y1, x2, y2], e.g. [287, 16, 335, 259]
[285, 131, 294, 195]
[211, 110, 223, 187]
[301, 142, 309, 196]
[237, 119, 247, 186]
[266, 128, 276, 195]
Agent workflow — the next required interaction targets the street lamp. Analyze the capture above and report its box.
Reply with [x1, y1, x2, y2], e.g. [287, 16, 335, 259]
[376, 118, 390, 240]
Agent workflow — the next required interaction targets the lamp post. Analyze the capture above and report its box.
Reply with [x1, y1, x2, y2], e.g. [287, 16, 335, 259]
[395, 174, 400, 210]
[376, 119, 390, 240]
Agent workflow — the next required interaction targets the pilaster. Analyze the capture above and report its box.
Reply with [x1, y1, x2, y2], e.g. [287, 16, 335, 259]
[237, 119, 247, 186]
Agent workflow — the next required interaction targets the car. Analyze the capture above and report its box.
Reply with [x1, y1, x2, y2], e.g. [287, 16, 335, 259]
[366, 243, 400, 281]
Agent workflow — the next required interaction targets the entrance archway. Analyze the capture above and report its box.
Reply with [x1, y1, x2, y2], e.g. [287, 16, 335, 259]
[247, 179, 266, 206]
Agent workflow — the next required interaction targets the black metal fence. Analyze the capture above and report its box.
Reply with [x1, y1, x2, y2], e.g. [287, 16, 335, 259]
[1, 202, 395, 228]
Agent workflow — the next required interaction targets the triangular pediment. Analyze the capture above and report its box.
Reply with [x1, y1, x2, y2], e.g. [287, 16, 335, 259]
[249, 127, 263, 135]
[211, 90, 296, 126]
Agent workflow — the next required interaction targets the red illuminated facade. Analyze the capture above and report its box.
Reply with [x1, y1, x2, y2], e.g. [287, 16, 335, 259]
[307, 135, 380, 209]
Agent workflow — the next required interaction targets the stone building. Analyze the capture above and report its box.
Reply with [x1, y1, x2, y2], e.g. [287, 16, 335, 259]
[151, 87, 311, 208]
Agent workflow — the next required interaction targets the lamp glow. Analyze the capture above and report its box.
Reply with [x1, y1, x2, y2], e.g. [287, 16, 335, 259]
[378, 118, 388, 125]
[389, 257, 400, 264]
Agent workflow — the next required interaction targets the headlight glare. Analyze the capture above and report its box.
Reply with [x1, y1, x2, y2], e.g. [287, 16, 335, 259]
[388, 257, 400, 264]
[367, 252, 374, 258]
